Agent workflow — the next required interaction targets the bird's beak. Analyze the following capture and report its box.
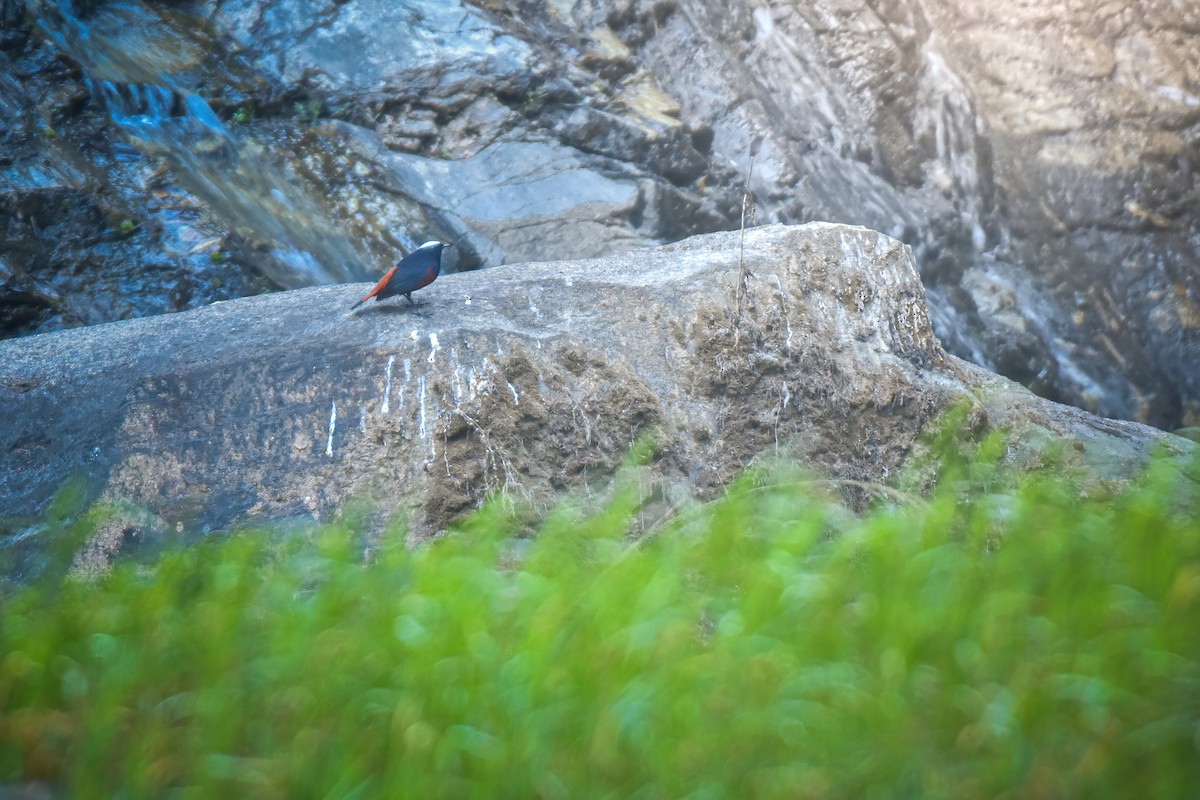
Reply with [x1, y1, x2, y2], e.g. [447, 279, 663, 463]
[442, 241, 454, 248]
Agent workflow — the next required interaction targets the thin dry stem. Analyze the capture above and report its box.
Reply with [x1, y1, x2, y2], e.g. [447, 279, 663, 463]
[734, 152, 756, 345]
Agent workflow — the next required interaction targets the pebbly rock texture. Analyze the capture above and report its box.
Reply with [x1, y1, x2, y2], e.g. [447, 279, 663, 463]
[1, 224, 1190, 577]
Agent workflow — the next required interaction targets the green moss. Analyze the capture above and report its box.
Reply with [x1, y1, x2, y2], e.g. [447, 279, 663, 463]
[231, 104, 254, 125]
[1, 446, 1198, 798]
[293, 99, 322, 123]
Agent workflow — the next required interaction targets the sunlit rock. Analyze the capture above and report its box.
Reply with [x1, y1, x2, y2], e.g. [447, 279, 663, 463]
[1, 225, 1189, 577]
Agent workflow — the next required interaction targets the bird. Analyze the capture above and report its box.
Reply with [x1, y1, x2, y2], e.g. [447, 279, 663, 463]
[351, 240, 451, 310]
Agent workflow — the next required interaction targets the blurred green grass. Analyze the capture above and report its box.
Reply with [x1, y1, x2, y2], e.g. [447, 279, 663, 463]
[2, 441, 1198, 798]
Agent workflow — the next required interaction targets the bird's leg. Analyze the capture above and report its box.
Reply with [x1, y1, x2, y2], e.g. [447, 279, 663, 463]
[404, 293, 415, 305]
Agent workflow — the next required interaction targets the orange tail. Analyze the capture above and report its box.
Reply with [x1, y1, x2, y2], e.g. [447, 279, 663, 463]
[351, 265, 397, 310]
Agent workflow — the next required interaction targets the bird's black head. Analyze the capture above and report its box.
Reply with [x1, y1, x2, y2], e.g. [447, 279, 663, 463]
[416, 240, 452, 272]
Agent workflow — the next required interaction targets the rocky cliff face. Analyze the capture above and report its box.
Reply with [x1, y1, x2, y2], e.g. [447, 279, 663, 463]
[920, 0, 1200, 428]
[1, 224, 1188, 577]
[1, 0, 1197, 430]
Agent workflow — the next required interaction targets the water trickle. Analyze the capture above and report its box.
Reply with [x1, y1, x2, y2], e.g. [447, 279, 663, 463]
[914, 37, 989, 254]
[35, 0, 373, 288]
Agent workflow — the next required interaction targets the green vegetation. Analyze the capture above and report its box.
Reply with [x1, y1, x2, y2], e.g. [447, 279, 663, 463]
[293, 99, 322, 123]
[1, 440, 1198, 798]
[231, 103, 254, 125]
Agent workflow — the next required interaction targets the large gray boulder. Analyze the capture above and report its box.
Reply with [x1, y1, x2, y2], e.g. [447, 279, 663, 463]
[2, 224, 1189, 577]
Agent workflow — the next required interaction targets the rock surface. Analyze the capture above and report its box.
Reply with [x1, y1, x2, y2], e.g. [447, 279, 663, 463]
[1, 224, 1189, 576]
[919, 0, 1200, 429]
[2, 0, 1197, 428]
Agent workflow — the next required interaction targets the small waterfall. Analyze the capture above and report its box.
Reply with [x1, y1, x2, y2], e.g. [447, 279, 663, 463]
[913, 36, 989, 254]
[34, 0, 373, 288]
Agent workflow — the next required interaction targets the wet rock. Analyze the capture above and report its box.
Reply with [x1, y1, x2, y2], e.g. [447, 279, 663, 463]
[552, 104, 708, 186]
[919, 0, 1200, 426]
[5, 0, 1198, 432]
[0, 129, 271, 337]
[196, 0, 734, 267]
[0, 0, 29, 51]
[505, 0, 1199, 427]
[0, 6, 278, 338]
[208, 0, 537, 110]
[1, 224, 1189, 577]
[333, 122, 726, 267]
[959, 263, 1063, 400]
